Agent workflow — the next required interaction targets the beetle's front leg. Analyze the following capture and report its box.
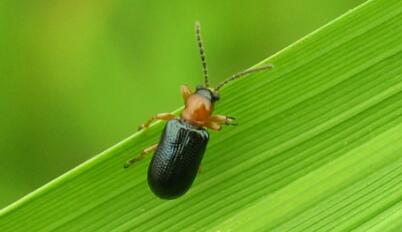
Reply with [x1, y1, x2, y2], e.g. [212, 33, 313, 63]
[204, 121, 222, 131]
[138, 113, 176, 131]
[209, 115, 237, 126]
[124, 144, 158, 169]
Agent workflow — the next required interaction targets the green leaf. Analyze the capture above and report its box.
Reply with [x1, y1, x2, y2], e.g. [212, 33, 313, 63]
[1, 0, 401, 231]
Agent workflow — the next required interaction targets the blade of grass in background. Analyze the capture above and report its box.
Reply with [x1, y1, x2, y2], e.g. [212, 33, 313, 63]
[1, 0, 401, 231]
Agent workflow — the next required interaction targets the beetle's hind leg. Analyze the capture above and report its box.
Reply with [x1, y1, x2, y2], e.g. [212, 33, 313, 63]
[198, 165, 203, 174]
[124, 144, 158, 169]
[138, 113, 176, 131]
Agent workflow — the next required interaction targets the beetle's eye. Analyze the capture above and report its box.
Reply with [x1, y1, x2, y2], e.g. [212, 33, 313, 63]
[213, 92, 220, 101]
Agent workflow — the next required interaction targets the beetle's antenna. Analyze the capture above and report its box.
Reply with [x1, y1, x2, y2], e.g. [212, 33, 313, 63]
[215, 64, 273, 91]
[195, 21, 209, 87]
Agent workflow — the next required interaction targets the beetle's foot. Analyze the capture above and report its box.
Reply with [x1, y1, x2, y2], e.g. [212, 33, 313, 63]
[226, 116, 237, 126]
[137, 124, 147, 131]
[124, 158, 139, 169]
[124, 161, 134, 169]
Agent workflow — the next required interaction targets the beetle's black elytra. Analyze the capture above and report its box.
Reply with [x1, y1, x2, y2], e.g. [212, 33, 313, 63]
[124, 21, 273, 199]
[148, 119, 208, 199]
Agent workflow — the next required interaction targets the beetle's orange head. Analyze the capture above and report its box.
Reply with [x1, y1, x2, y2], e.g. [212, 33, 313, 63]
[181, 85, 218, 126]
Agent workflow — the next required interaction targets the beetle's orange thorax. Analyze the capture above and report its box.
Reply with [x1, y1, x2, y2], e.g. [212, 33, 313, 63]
[181, 94, 213, 127]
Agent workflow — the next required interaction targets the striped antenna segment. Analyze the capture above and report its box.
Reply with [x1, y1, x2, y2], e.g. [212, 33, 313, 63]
[195, 21, 209, 87]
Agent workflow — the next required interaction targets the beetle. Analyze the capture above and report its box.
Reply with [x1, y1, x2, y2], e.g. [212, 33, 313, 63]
[124, 21, 273, 199]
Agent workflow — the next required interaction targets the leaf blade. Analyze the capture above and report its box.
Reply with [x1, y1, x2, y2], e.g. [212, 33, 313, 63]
[1, 0, 401, 231]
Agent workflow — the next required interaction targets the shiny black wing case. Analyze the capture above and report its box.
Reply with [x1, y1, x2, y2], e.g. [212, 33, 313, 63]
[147, 119, 209, 199]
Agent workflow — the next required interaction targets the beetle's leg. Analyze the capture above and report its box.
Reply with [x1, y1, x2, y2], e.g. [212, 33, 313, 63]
[204, 121, 222, 131]
[209, 115, 237, 126]
[181, 85, 193, 103]
[124, 144, 158, 169]
[138, 113, 176, 131]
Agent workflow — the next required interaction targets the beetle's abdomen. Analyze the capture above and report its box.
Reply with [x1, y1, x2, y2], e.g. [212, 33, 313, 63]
[148, 119, 209, 199]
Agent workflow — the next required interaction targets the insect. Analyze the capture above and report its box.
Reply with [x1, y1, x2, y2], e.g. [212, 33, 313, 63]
[124, 21, 273, 199]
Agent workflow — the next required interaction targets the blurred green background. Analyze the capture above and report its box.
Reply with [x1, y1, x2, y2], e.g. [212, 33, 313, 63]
[0, 0, 365, 208]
